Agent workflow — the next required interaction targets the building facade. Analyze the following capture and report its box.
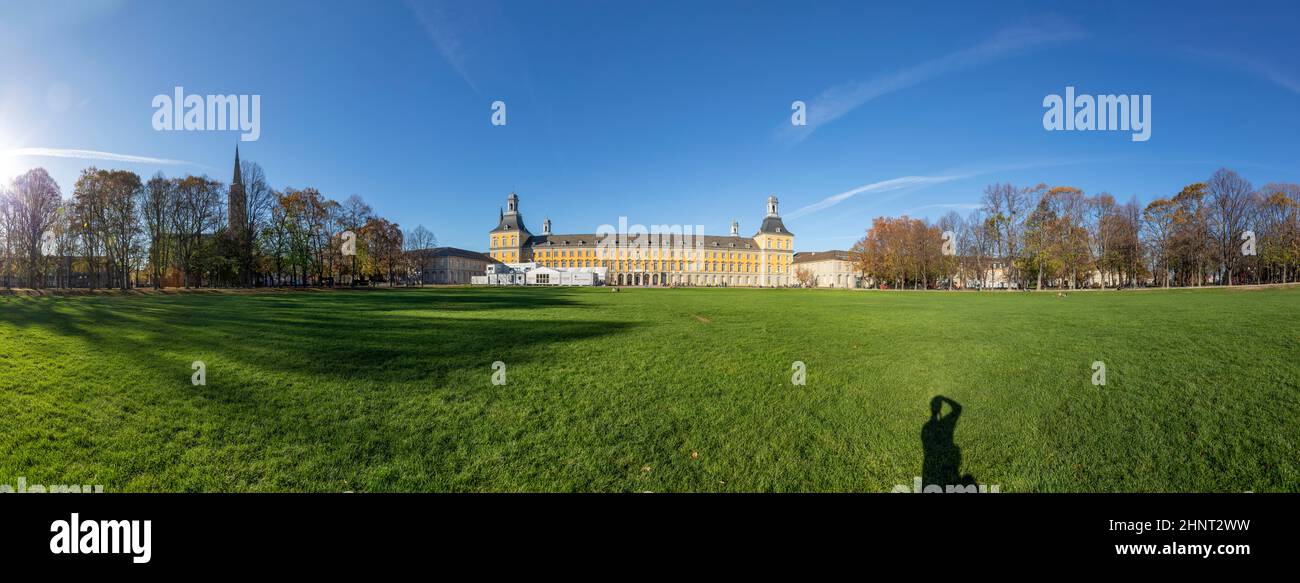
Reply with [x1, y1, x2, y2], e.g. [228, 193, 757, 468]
[487, 193, 796, 287]
[792, 250, 862, 288]
[410, 247, 496, 284]
[472, 262, 608, 286]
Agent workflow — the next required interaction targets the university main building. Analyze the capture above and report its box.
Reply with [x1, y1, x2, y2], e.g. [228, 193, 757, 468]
[487, 193, 796, 287]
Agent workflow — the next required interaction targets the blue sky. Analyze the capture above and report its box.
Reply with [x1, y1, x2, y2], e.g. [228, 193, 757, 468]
[1, 0, 1297, 251]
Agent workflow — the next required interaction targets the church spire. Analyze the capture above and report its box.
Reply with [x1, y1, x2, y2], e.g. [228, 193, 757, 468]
[232, 144, 243, 187]
[227, 144, 251, 261]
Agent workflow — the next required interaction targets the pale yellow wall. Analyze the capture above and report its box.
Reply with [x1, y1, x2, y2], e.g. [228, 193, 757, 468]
[489, 205, 795, 285]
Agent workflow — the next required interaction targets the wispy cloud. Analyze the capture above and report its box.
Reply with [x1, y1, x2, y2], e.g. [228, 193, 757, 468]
[1189, 49, 1300, 95]
[5, 147, 196, 166]
[787, 175, 964, 219]
[407, 0, 492, 94]
[904, 202, 983, 215]
[787, 158, 1097, 220]
[781, 19, 1085, 142]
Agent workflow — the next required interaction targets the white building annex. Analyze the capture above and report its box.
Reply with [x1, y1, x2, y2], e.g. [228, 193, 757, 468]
[472, 262, 608, 286]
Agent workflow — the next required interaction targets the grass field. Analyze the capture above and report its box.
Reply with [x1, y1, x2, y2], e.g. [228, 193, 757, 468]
[1, 286, 1298, 492]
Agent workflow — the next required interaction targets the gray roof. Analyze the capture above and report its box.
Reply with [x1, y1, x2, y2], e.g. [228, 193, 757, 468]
[528, 233, 763, 250]
[491, 212, 532, 236]
[757, 215, 793, 237]
[410, 247, 498, 262]
[793, 250, 853, 264]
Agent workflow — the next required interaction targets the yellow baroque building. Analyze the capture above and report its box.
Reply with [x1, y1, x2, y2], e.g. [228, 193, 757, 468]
[488, 192, 796, 287]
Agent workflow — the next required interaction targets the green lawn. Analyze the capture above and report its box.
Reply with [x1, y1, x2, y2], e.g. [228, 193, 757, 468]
[1, 286, 1297, 492]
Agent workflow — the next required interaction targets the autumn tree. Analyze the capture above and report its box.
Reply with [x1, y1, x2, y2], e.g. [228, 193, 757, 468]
[172, 175, 224, 287]
[1142, 198, 1178, 287]
[794, 266, 814, 287]
[1207, 168, 1253, 285]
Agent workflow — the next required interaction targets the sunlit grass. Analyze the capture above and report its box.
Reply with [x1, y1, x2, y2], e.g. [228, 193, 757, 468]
[1, 286, 1297, 492]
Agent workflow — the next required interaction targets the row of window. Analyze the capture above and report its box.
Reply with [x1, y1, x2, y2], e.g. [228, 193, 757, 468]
[493, 238, 793, 254]
[491, 234, 520, 247]
[537, 259, 788, 273]
[532, 249, 790, 261]
[429, 258, 484, 269]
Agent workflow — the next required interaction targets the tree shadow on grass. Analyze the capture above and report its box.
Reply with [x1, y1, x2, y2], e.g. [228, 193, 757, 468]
[4, 292, 631, 408]
[7, 291, 631, 386]
[2, 290, 640, 490]
[921, 396, 977, 490]
[0, 287, 589, 332]
[258, 287, 587, 312]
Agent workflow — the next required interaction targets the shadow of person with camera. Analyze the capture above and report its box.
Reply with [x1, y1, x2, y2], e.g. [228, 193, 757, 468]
[921, 396, 977, 489]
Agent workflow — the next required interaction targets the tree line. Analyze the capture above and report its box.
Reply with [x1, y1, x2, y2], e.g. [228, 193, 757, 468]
[851, 168, 1300, 289]
[0, 160, 439, 289]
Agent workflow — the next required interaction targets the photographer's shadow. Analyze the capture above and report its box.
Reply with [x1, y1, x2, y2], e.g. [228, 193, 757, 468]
[921, 396, 977, 489]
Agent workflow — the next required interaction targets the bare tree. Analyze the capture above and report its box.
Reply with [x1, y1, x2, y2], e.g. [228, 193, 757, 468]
[339, 194, 373, 284]
[238, 160, 273, 285]
[981, 182, 1034, 289]
[50, 202, 77, 288]
[1086, 193, 1116, 287]
[1256, 183, 1300, 283]
[103, 170, 142, 289]
[1207, 168, 1253, 285]
[72, 168, 109, 289]
[172, 176, 224, 287]
[140, 174, 175, 288]
[1143, 198, 1177, 288]
[0, 182, 14, 288]
[963, 209, 993, 289]
[10, 168, 63, 288]
[937, 211, 963, 289]
[405, 224, 437, 251]
[403, 224, 438, 286]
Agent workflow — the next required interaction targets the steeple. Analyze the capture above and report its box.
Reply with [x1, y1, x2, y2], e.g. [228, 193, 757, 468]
[543, 217, 552, 235]
[490, 191, 532, 237]
[232, 144, 243, 188]
[227, 144, 251, 260]
[730, 219, 739, 236]
[756, 194, 793, 237]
